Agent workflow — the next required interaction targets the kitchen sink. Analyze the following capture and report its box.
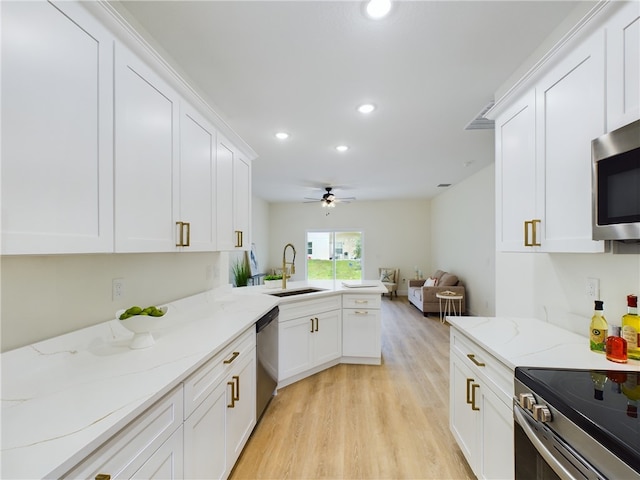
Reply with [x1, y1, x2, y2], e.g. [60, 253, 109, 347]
[267, 288, 325, 297]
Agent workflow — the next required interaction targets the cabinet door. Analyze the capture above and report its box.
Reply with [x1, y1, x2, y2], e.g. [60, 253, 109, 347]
[216, 138, 235, 251]
[494, 90, 537, 252]
[1, 1, 114, 254]
[313, 310, 342, 366]
[179, 106, 216, 251]
[449, 353, 478, 473]
[183, 383, 226, 480]
[128, 426, 184, 480]
[226, 349, 256, 474]
[478, 387, 514, 480]
[233, 157, 251, 250]
[606, 1, 640, 130]
[278, 317, 313, 380]
[536, 30, 606, 253]
[114, 44, 179, 253]
[342, 309, 381, 359]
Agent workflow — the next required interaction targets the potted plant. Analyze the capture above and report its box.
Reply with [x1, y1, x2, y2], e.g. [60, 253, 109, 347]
[232, 258, 251, 287]
[264, 274, 283, 289]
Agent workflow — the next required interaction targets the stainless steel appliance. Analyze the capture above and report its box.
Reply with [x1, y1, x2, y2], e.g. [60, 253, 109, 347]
[256, 306, 279, 421]
[514, 367, 640, 479]
[591, 119, 640, 241]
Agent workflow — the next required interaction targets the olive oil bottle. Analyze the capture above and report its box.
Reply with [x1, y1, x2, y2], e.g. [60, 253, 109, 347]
[622, 294, 639, 360]
[590, 300, 608, 353]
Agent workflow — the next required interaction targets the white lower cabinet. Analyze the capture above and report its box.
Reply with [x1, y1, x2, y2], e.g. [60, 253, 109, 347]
[64, 386, 184, 479]
[278, 296, 342, 386]
[449, 329, 513, 479]
[183, 327, 256, 480]
[342, 294, 382, 364]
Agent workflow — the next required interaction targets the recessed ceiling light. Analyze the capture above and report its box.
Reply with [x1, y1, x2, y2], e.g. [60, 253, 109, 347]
[275, 132, 289, 140]
[366, 0, 392, 19]
[357, 104, 376, 114]
[336, 145, 349, 152]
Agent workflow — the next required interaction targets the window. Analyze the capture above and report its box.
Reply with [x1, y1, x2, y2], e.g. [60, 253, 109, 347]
[306, 231, 362, 280]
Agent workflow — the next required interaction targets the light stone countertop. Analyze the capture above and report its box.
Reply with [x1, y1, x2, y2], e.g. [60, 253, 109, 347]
[447, 315, 640, 372]
[0, 280, 385, 479]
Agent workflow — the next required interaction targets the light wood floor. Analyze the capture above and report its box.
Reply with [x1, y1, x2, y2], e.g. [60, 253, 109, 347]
[230, 297, 475, 480]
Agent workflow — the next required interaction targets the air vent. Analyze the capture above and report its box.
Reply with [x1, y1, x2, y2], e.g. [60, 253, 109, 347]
[437, 183, 451, 188]
[465, 100, 495, 130]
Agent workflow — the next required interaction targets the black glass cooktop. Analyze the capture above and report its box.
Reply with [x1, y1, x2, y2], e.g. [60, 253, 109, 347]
[516, 367, 640, 474]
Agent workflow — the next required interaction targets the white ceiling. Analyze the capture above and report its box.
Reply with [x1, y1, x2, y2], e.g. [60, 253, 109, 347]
[115, 0, 584, 204]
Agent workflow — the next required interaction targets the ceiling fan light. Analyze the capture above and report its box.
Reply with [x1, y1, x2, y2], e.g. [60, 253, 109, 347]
[357, 103, 375, 114]
[366, 0, 391, 19]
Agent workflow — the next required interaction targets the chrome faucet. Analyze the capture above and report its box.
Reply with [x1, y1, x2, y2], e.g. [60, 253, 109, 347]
[282, 243, 296, 289]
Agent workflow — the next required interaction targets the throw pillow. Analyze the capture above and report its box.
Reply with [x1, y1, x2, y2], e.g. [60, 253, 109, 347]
[380, 270, 394, 283]
[423, 277, 437, 287]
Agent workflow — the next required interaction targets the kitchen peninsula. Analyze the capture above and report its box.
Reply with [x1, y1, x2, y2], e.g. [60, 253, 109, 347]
[0, 281, 385, 479]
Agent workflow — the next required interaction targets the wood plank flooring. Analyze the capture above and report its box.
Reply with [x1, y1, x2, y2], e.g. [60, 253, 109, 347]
[230, 297, 475, 479]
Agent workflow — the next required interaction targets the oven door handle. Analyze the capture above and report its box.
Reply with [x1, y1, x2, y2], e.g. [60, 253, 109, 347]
[513, 404, 576, 480]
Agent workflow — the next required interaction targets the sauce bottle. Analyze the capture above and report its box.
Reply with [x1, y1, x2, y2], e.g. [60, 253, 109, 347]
[606, 325, 627, 363]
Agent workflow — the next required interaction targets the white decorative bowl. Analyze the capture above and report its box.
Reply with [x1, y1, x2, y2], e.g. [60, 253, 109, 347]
[116, 306, 170, 349]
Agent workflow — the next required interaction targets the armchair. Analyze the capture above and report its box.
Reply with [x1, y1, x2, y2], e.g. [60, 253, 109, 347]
[379, 267, 399, 299]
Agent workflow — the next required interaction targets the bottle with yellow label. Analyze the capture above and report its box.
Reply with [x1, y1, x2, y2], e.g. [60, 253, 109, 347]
[590, 300, 608, 353]
[622, 294, 639, 360]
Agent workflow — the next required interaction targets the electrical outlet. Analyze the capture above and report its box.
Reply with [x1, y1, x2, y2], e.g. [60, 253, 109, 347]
[112, 278, 125, 300]
[586, 277, 600, 300]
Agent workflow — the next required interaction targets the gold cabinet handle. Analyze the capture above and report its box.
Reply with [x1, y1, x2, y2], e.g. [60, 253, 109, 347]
[223, 351, 240, 364]
[314, 317, 319, 332]
[471, 383, 480, 411]
[96, 475, 111, 480]
[524, 220, 532, 247]
[183, 222, 190, 247]
[532, 219, 541, 247]
[466, 378, 474, 404]
[355, 299, 369, 304]
[176, 221, 184, 247]
[467, 354, 485, 367]
[354, 310, 369, 315]
[310, 318, 314, 333]
[227, 380, 236, 408]
[235, 230, 243, 248]
[234, 375, 240, 401]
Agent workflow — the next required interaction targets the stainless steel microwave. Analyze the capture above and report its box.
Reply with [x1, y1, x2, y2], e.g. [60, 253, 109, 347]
[592, 119, 640, 241]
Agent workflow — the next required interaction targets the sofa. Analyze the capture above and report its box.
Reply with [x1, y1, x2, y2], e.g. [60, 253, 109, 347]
[408, 270, 466, 316]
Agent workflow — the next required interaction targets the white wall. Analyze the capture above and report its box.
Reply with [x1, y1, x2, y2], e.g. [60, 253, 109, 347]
[266, 200, 431, 292]
[0, 251, 226, 352]
[430, 165, 496, 317]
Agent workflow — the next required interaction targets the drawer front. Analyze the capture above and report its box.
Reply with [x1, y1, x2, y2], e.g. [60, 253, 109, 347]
[451, 330, 513, 405]
[65, 386, 183, 479]
[342, 294, 381, 309]
[278, 295, 342, 321]
[183, 327, 256, 419]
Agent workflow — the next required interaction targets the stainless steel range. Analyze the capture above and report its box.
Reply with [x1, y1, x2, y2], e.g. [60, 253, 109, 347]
[514, 367, 640, 479]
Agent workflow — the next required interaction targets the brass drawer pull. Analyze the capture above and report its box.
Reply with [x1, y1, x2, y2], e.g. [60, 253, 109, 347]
[467, 354, 485, 367]
[355, 299, 369, 304]
[223, 351, 240, 364]
[314, 317, 319, 332]
[233, 375, 240, 401]
[227, 380, 236, 408]
[466, 378, 474, 404]
[471, 383, 480, 411]
[183, 221, 190, 246]
[354, 310, 369, 315]
[95, 475, 111, 480]
[310, 318, 314, 333]
[531, 219, 541, 247]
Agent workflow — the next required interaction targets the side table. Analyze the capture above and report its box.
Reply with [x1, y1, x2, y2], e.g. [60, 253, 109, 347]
[436, 291, 463, 324]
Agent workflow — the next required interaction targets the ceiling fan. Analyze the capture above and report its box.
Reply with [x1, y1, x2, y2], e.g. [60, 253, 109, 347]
[304, 187, 355, 208]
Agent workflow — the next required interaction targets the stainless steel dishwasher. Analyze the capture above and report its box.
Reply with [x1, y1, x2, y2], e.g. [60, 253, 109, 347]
[255, 306, 279, 421]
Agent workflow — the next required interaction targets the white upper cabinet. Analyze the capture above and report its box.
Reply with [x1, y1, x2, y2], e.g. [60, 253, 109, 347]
[114, 44, 180, 253]
[606, 1, 640, 130]
[534, 29, 605, 253]
[1, 1, 114, 254]
[178, 106, 217, 251]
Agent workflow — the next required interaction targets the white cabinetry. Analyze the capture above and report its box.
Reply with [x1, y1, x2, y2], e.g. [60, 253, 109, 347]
[494, 29, 606, 253]
[216, 137, 251, 251]
[278, 295, 342, 387]
[114, 44, 179, 253]
[606, 1, 640, 130]
[1, 1, 114, 254]
[342, 294, 382, 364]
[178, 106, 217, 251]
[183, 327, 256, 480]
[450, 329, 513, 480]
[65, 386, 184, 479]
